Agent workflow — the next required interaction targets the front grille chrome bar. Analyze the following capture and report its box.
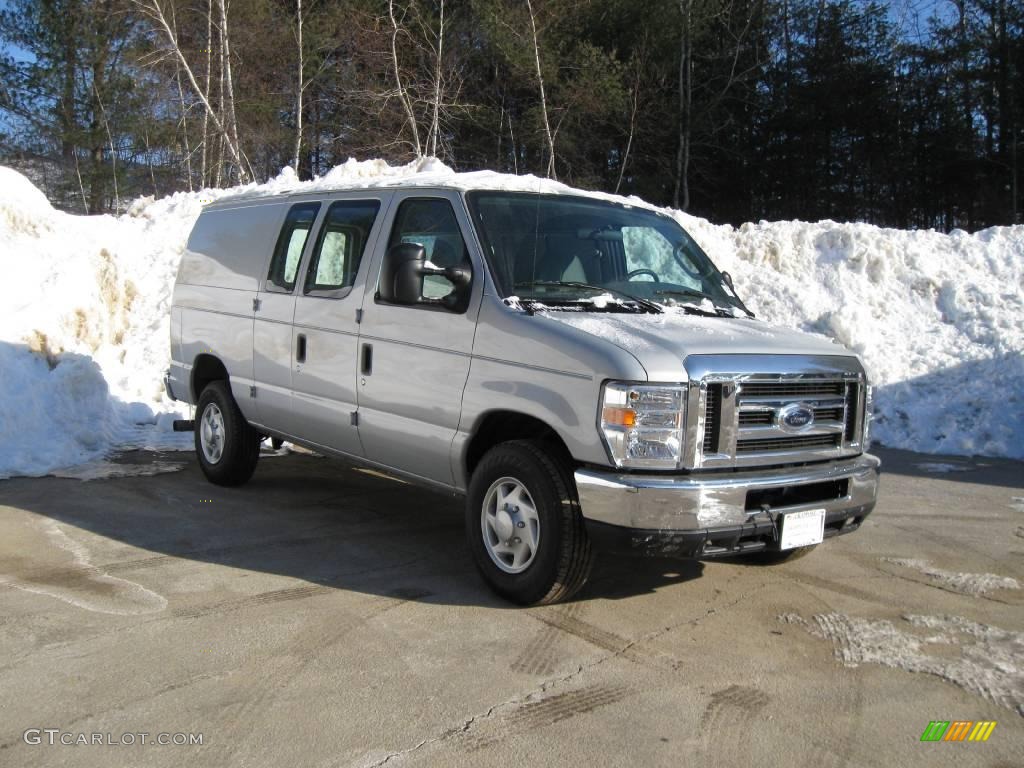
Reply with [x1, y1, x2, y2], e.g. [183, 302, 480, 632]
[683, 354, 866, 469]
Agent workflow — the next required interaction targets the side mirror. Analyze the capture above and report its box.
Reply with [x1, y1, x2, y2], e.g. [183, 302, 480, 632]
[379, 242, 426, 304]
[721, 270, 735, 291]
[379, 242, 474, 309]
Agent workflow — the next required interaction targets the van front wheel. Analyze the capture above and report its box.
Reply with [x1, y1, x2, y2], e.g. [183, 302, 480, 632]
[466, 441, 593, 605]
[195, 381, 260, 486]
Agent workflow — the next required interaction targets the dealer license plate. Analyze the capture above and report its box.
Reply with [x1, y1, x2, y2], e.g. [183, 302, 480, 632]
[778, 508, 826, 550]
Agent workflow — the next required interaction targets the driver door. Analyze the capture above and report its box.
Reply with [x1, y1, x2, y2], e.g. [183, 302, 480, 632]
[355, 192, 483, 486]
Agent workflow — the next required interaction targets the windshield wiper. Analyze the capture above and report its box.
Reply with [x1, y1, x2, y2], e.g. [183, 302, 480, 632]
[655, 288, 751, 318]
[655, 287, 713, 302]
[514, 280, 662, 314]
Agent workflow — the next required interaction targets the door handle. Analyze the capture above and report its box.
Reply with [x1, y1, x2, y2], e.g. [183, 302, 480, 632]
[296, 333, 307, 363]
[361, 343, 373, 375]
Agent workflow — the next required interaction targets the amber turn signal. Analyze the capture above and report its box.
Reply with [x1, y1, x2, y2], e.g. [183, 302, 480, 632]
[602, 406, 637, 428]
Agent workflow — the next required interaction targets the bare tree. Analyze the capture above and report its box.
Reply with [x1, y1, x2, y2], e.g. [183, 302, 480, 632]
[200, 0, 213, 186]
[388, 0, 422, 157]
[673, 0, 693, 210]
[215, 2, 226, 187]
[526, 0, 557, 179]
[92, 82, 120, 209]
[170, 1, 193, 190]
[132, 0, 247, 182]
[216, 0, 249, 181]
[293, 0, 304, 172]
[427, 0, 445, 157]
[616, 54, 643, 195]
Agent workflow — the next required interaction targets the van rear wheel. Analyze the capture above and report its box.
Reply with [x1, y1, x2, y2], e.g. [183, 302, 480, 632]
[466, 440, 593, 605]
[195, 381, 260, 487]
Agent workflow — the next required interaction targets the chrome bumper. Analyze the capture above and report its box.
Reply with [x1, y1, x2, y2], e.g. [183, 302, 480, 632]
[574, 454, 880, 532]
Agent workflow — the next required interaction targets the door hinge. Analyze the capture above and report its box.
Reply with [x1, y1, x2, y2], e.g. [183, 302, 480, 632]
[253, 297, 262, 311]
[350, 411, 359, 426]
[249, 386, 257, 398]
[355, 308, 363, 324]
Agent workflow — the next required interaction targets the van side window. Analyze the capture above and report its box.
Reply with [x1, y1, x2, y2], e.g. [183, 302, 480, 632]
[267, 202, 321, 291]
[387, 198, 467, 299]
[304, 200, 381, 294]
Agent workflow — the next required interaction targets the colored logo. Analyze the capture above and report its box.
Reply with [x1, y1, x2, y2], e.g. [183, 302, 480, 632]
[920, 720, 996, 742]
[778, 402, 815, 432]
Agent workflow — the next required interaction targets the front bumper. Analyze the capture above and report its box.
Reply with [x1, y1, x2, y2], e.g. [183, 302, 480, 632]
[574, 454, 879, 558]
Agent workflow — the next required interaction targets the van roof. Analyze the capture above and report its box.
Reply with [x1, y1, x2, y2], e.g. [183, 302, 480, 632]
[200, 158, 663, 216]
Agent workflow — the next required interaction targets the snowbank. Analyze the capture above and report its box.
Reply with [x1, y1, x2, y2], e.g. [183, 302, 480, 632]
[0, 159, 1021, 478]
[675, 214, 1024, 458]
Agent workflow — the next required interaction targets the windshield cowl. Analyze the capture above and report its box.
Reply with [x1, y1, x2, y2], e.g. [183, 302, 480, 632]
[503, 295, 660, 316]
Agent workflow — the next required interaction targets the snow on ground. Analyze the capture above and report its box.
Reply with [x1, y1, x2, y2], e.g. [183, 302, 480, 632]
[781, 612, 1024, 716]
[913, 461, 972, 473]
[0, 158, 1022, 478]
[883, 557, 1020, 595]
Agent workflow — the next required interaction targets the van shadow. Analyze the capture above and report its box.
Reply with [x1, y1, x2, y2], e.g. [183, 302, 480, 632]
[0, 449, 704, 609]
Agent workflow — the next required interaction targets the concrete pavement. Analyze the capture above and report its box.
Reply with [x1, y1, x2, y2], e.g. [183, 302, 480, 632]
[0, 446, 1021, 767]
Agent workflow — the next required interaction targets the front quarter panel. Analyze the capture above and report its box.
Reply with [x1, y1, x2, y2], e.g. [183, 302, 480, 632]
[455, 297, 650, 488]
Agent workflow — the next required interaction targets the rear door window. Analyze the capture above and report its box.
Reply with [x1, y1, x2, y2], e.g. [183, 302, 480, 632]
[267, 202, 321, 291]
[304, 200, 381, 295]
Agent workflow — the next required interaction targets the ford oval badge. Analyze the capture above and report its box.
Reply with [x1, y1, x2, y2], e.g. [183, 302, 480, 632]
[779, 403, 815, 432]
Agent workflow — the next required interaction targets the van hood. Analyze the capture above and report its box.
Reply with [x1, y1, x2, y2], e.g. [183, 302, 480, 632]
[537, 309, 855, 380]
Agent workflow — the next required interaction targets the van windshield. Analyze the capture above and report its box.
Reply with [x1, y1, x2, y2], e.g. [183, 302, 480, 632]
[466, 191, 749, 315]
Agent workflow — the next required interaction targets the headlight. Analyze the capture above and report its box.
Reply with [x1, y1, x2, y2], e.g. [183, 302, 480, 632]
[600, 382, 686, 469]
[863, 383, 874, 450]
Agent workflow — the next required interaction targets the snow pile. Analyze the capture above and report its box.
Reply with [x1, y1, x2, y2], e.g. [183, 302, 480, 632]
[1, 158, 1022, 478]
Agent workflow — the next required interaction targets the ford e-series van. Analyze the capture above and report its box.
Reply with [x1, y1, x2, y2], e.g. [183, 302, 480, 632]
[166, 180, 879, 604]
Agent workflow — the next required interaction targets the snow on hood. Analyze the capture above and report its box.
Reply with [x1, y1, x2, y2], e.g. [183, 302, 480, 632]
[0, 159, 1022, 478]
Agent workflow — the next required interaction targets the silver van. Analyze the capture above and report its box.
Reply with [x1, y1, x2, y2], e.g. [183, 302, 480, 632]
[166, 183, 879, 604]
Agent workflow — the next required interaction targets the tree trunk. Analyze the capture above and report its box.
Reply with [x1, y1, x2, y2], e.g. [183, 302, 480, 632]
[526, 0, 556, 180]
[216, 7, 226, 187]
[293, 0, 303, 173]
[672, 0, 692, 211]
[201, 0, 213, 187]
[388, 0, 422, 157]
[428, 0, 445, 157]
[170, 1, 193, 191]
[615, 60, 641, 194]
[88, 23, 111, 214]
[217, 0, 247, 182]
[60, 7, 78, 167]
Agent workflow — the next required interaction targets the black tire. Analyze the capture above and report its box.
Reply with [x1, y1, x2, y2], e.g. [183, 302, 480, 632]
[466, 440, 593, 605]
[195, 381, 260, 487]
[745, 544, 817, 565]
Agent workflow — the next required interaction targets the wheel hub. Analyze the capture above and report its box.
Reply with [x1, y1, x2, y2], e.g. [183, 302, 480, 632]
[481, 477, 541, 574]
[494, 507, 516, 541]
[199, 403, 225, 464]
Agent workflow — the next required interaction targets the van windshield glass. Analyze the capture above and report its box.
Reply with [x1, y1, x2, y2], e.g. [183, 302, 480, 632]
[466, 192, 748, 315]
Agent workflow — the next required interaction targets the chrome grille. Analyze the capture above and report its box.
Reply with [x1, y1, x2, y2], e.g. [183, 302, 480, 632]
[736, 434, 841, 453]
[738, 381, 845, 398]
[689, 361, 866, 469]
[702, 384, 722, 453]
